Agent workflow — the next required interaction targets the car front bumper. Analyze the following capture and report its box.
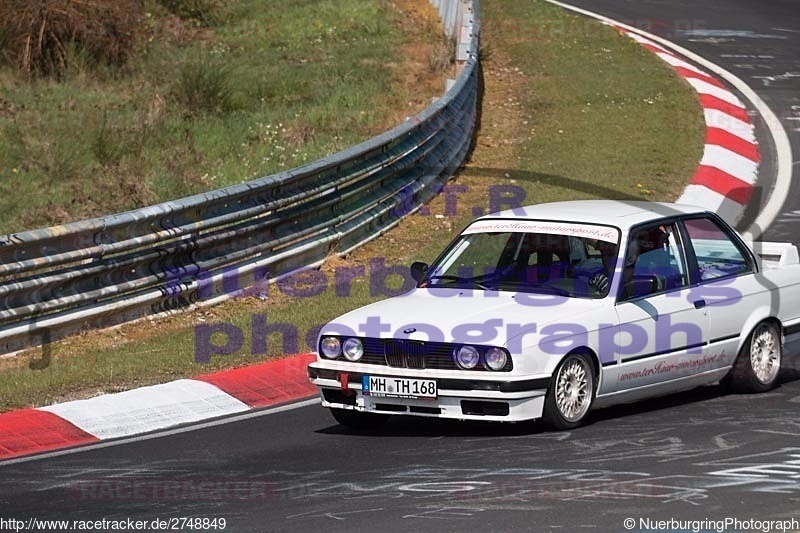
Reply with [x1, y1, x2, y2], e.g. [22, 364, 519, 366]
[308, 362, 550, 422]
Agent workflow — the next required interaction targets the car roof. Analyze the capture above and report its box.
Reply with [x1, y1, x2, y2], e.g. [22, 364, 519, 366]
[480, 200, 709, 230]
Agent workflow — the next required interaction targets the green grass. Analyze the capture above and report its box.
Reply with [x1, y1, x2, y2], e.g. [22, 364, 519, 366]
[0, 0, 704, 412]
[0, 0, 422, 233]
[503, 1, 703, 203]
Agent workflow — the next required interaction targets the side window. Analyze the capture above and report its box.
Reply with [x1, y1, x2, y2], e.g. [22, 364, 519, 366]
[621, 222, 688, 299]
[683, 217, 752, 281]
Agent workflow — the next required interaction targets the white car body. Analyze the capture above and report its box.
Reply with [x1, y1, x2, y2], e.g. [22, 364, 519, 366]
[307, 201, 800, 428]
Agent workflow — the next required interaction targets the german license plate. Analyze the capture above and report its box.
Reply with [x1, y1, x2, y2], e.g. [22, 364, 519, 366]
[362, 375, 437, 400]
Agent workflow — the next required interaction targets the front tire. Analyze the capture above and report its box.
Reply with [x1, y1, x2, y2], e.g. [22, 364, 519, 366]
[330, 408, 390, 430]
[724, 321, 782, 393]
[543, 353, 595, 430]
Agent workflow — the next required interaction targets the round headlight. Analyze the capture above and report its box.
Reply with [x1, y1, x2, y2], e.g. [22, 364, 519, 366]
[484, 347, 508, 371]
[342, 338, 364, 361]
[455, 345, 480, 369]
[320, 336, 341, 359]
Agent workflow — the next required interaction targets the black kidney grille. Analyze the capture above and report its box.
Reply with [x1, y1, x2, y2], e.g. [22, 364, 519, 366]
[353, 338, 512, 372]
[382, 340, 425, 368]
[384, 340, 407, 367]
[403, 341, 425, 369]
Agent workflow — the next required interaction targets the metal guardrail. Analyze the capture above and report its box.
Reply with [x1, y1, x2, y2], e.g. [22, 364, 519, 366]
[0, 0, 480, 355]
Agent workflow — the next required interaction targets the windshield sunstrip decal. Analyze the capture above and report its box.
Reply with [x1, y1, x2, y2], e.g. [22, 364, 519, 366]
[463, 219, 619, 243]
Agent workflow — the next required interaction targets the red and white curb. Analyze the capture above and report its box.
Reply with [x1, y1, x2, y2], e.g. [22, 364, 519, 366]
[618, 29, 759, 224]
[0, 355, 317, 460]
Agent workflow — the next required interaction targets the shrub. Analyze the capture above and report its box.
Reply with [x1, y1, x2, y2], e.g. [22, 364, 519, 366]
[0, 0, 144, 76]
[172, 58, 233, 114]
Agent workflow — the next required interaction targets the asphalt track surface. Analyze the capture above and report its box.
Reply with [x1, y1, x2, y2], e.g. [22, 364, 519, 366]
[2, 2, 800, 532]
[1, 358, 799, 532]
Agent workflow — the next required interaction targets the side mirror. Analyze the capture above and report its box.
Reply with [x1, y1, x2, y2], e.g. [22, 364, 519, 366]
[410, 261, 428, 283]
[629, 274, 663, 298]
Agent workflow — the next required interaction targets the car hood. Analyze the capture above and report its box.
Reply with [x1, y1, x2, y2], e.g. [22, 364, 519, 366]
[319, 288, 608, 348]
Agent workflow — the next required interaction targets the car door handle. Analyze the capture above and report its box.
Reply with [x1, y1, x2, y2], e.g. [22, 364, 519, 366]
[693, 299, 706, 309]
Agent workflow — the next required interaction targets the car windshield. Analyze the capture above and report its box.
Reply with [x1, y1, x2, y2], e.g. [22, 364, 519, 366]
[422, 219, 621, 298]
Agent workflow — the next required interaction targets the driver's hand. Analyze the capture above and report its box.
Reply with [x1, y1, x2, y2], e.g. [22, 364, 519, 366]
[588, 273, 609, 294]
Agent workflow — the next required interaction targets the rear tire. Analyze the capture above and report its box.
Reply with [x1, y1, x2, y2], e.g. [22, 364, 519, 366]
[330, 408, 390, 430]
[723, 321, 782, 393]
[542, 353, 595, 430]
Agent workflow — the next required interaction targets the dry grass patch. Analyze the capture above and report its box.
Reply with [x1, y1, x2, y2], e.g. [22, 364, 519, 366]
[0, 0, 144, 76]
